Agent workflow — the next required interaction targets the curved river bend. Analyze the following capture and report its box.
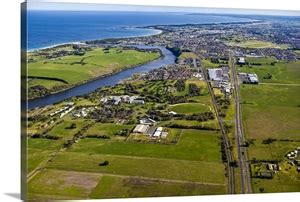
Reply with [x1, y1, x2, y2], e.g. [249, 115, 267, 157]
[28, 45, 176, 109]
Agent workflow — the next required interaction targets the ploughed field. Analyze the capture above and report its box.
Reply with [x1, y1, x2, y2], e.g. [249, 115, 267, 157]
[27, 76, 227, 199]
[27, 45, 160, 99]
[239, 57, 300, 193]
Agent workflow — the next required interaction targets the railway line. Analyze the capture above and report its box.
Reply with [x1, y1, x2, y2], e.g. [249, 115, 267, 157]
[197, 58, 236, 194]
[229, 52, 252, 194]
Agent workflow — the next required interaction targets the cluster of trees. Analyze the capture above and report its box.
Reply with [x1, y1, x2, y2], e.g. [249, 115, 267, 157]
[115, 129, 130, 137]
[124, 83, 138, 94]
[63, 122, 94, 148]
[188, 83, 200, 97]
[65, 123, 77, 129]
[185, 112, 214, 121]
[262, 138, 277, 144]
[215, 95, 230, 117]
[147, 109, 173, 121]
[31, 133, 61, 140]
[90, 106, 133, 122]
[147, 109, 214, 122]
[168, 96, 187, 104]
[165, 123, 218, 131]
[220, 136, 228, 163]
[28, 85, 50, 100]
[174, 80, 185, 92]
[223, 122, 233, 134]
[86, 134, 110, 139]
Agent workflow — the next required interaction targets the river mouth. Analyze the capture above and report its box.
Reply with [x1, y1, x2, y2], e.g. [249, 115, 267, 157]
[27, 45, 176, 110]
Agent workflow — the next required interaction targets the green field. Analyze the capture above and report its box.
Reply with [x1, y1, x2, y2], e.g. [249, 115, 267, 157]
[26, 74, 227, 199]
[85, 123, 135, 138]
[28, 169, 102, 198]
[47, 152, 225, 184]
[240, 60, 300, 84]
[28, 47, 160, 97]
[241, 85, 300, 140]
[202, 59, 220, 68]
[251, 160, 300, 193]
[90, 175, 226, 199]
[69, 129, 222, 162]
[28, 169, 225, 199]
[179, 51, 198, 60]
[248, 140, 300, 161]
[169, 103, 211, 114]
[27, 128, 226, 199]
[240, 59, 300, 193]
[226, 40, 289, 49]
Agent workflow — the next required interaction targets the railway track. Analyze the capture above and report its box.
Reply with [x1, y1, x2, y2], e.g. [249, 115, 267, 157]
[229, 52, 252, 194]
[197, 58, 235, 194]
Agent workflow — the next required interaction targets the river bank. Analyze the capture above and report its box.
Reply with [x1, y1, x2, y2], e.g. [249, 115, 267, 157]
[28, 44, 163, 100]
[27, 45, 176, 109]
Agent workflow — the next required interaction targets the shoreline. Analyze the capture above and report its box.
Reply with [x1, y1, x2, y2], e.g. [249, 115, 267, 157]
[27, 18, 259, 52]
[28, 29, 163, 52]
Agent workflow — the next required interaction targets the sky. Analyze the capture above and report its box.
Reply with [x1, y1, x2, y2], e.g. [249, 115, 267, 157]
[27, 0, 300, 16]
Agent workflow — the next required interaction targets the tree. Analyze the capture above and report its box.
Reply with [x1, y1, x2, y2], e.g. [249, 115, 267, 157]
[263, 73, 272, 79]
[99, 161, 109, 166]
[66, 123, 77, 129]
[174, 80, 185, 92]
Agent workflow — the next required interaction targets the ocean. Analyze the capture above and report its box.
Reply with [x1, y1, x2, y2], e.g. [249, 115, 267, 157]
[27, 11, 255, 50]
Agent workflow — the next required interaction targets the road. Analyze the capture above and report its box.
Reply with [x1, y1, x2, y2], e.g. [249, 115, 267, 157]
[196, 58, 235, 194]
[229, 52, 252, 194]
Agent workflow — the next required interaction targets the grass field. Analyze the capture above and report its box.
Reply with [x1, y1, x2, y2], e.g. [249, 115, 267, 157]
[251, 160, 300, 193]
[239, 60, 300, 84]
[169, 103, 211, 114]
[248, 140, 300, 161]
[69, 129, 222, 162]
[241, 85, 300, 140]
[226, 40, 289, 49]
[245, 57, 277, 65]
[179, 52, 198, 60]
[47, 152, 225, 184]
[202, 59, 220, 68]
[28, 169, 102, 198]
[27, 149, 54, 173]
[28, 169, 226, 199]
[47, 120, 89, 138]
[240, 59, 300, 193]
[90, 175, 226, 199]
[85, 123, 135, 138]
[28, 47, 160, 92]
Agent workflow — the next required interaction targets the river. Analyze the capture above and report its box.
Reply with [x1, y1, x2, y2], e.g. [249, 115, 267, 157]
[27, 45, 176, 109]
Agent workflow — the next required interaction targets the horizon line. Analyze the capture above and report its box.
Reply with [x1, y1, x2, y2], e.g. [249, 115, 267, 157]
[26, 3, 300, 16]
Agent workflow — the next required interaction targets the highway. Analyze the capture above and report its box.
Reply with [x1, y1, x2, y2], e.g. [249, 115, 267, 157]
[196, 58, 236, 194]
[229, 52, 252, 194]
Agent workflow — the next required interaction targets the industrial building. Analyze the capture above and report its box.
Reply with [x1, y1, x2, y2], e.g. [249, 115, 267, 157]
[238, 73, 259, 84]
[133, 124, 150, 134]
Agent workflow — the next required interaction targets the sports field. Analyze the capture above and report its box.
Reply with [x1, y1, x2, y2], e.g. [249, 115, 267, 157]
[226, 40, 289, 49]
[169, 103, 211, 114]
